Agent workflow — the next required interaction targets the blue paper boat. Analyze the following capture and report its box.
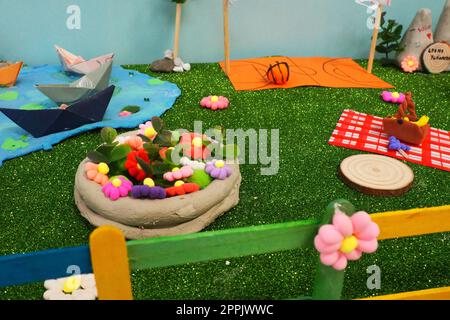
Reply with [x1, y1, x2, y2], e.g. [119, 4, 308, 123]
[0, 85, 115, 138]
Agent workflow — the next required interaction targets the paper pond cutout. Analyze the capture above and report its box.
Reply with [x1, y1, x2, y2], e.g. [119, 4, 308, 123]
[0, 65, 180, 166]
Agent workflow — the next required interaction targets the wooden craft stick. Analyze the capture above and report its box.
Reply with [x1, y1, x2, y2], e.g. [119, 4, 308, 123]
[223, 0, 231, 75]
[173, 3, 182, 60]
[398, 149, 409, 159]
[367, 4, 383, 74]
[90, 226, 133, 300]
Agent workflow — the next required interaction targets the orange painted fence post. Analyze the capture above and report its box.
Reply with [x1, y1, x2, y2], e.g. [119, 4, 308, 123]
[89, 226, 133, 300]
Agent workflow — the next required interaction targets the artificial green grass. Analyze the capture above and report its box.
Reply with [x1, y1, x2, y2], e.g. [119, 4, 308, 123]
[0, 61, 449, 300]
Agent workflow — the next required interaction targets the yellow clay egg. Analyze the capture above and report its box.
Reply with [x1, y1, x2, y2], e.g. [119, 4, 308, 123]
[215, 160, 225, 168]
[145, 127, 157, 138]
[97, 162, 110, 175]
[192, 137, 203, 148]
[174, 181, 185, 187]
[340, 236, 358, 254]
[63, 276, 81, 294]
[172, 167, 180, 172]
[112, 178, 122, 187]
[211, 96, 219, 102]
[143, 178, 155, 187]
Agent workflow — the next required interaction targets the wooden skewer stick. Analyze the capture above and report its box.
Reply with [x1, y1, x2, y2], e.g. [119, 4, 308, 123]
[173, 3, 182, 60]
[398, 149, 409, 159]
[367, 4, 383, 74]
[223, 0, 231, 75]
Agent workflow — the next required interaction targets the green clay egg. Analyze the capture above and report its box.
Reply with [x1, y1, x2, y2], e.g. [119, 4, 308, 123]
[187, 169, 212, 189]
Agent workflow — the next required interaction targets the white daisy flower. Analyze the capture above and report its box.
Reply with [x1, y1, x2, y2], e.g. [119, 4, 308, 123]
[180, 157, 206, 170]
[43, 274, 97, 300]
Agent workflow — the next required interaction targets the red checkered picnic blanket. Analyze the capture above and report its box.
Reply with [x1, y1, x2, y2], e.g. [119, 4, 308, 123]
[328, 109, 450, 172]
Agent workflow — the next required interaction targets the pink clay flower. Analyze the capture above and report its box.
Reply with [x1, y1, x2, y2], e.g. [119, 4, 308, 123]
[138, 121, 157, 140]
[314, 209, 380, 271]
[163, 166, 194, 182]
[381, 91, 405, 104]
[200, 95, 229, 111]
[123, 136, 144, 151]
[102, 177, 133, 201]
[84, 162, 109, 186]
[119, 111, 132, 117]
[401, 55, 419, 73]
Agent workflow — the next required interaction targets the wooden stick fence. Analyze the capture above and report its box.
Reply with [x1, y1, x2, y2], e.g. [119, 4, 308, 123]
[1, 203, 449, 300]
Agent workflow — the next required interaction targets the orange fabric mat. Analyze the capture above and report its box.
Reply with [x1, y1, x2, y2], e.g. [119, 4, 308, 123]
[219, 57, 394, 91]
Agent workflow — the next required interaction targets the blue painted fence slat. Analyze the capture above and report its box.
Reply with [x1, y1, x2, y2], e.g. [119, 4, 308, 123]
[0, 246, 91, 288]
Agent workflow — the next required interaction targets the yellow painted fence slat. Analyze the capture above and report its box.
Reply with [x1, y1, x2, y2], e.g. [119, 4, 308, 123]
[89, 226, 133, 300]
[371, 205, 450, 240]
[361, 286, 450, 300]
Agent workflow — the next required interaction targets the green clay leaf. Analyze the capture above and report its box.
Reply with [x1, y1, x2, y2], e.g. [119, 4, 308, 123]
[151, 116, 164, 132]
[136, 157, 153, 176]
[143, 143, 160, 161]
[100, 127, 117, 144]
[121, 105, 141, 113]
[87, 150, 109, 164]
[110, 144, 132, 162]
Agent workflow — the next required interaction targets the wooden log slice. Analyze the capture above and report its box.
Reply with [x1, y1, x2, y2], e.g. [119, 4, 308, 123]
[422, 42, 450, 74]
[339, 154, 414, 196]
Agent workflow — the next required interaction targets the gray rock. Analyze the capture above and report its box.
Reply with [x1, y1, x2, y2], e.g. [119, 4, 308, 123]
[435, 0, 450, 71]
[149, 57, 175, 73]
[396, 8, 434, 71]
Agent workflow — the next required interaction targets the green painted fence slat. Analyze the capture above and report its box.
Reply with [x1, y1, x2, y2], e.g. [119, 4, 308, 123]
[127, 220, 319, 270]
[312, 199, 355, 300]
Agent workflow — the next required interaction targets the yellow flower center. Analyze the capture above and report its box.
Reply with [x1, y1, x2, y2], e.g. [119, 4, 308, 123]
[215, 160, 225, 168]
[97, 162, 110, 175]
[211, 96, 219, 102]
[340, 236, 358, 254]
[174, 181, 185, 187]
[392, 92, 400, 98]
[407, 60, 415, 67]
[63, 276, 81, 294]
[143, 178, 155, 187]
[112, 178, 122, 188]
[192, 137, 203, 148]
[144, 127, 157, 138]
[172, 167, 180, 172]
